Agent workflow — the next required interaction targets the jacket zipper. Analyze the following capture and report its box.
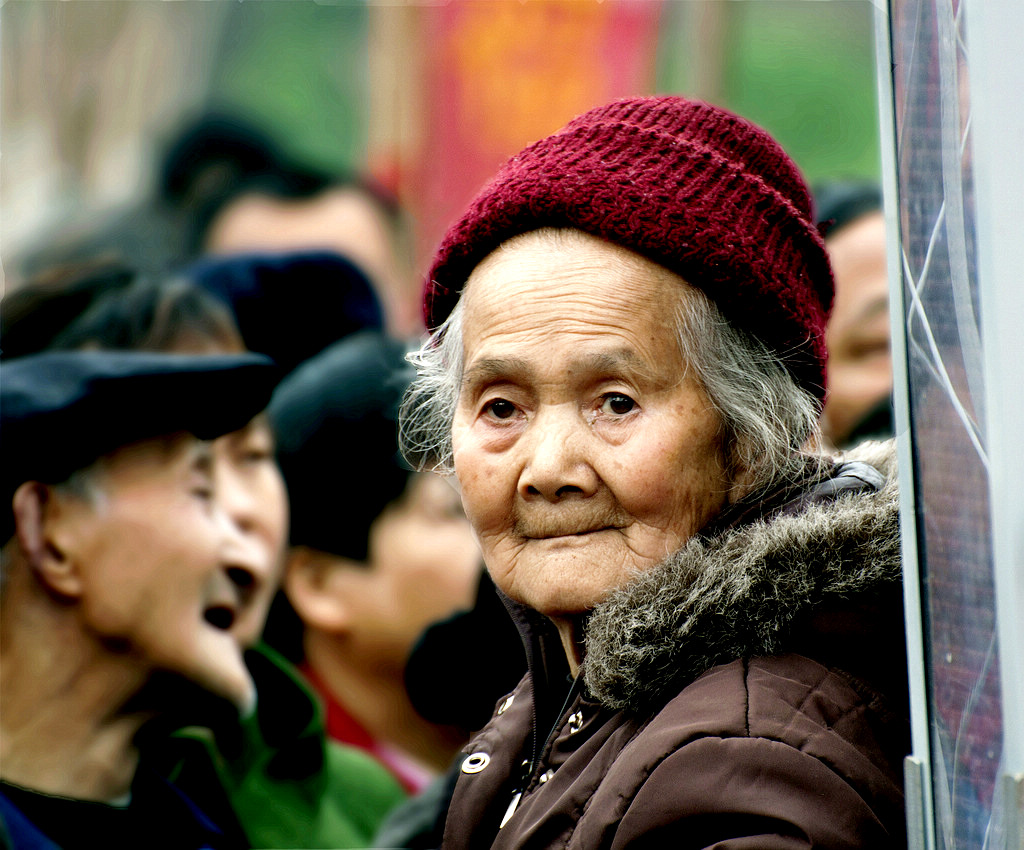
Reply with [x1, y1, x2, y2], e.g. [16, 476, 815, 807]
[500, 676, 583, 829]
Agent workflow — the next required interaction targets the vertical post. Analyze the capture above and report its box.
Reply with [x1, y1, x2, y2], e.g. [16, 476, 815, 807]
[872, 1, 935, 848]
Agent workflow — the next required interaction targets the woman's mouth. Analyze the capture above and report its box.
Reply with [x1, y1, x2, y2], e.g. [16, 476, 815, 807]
[526, 525, 615, 540]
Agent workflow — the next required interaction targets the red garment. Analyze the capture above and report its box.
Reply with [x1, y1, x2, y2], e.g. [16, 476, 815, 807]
[300, 663, 433, 795]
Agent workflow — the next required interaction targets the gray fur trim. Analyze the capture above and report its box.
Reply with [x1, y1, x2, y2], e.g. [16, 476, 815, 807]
[582, 440, 901, 711]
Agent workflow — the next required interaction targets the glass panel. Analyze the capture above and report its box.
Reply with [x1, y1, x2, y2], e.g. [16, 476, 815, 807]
[887, 0, 1004, 845]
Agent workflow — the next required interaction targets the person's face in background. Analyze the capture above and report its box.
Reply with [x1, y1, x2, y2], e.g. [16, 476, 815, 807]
[167, 333, 289, 648]
[358, 471, 481, 668]
[821, 210, 893, 448]
[52, 435, 259, 711]
[204, 186, 421, 339]
[5, 272, 290, 654]
[288, 471, 481, 674]
[212, 414, 289, 646]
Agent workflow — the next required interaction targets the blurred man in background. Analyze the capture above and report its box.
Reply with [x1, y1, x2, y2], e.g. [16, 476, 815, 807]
[815, 181, 893, 449]
[1, 260, 409, 848]
[265, 330, 484, 794]
[0, 350, 278, 849]
[13, 112, 421, 340]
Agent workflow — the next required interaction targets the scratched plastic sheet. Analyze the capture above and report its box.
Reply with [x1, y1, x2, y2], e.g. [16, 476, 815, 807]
[887, 0, 1009, 845]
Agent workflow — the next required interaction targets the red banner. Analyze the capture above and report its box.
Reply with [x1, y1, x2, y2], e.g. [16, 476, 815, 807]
[407, 0, 663, 271]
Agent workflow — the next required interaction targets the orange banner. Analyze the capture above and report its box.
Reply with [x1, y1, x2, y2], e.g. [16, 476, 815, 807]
[409, 0, 663, 268]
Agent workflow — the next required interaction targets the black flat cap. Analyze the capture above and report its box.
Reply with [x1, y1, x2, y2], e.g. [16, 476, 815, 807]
[813, 180, 883, 237]
[185, 251, 384, 374]
[2, 350, 280, 541]
[268, 330, 413, 561]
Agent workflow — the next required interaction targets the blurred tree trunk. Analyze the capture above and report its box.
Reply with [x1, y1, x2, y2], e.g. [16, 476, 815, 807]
[686, 1, 732, 104]
[1, 1, 231, 271]
[659, 0, 733, 105]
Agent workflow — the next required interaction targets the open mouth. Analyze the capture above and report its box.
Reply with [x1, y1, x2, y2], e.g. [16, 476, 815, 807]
[203, 605, 237, 631]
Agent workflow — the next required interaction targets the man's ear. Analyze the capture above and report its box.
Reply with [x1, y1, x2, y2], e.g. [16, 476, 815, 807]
[11, 481, 84, 599]
[284, 546, 355, 634]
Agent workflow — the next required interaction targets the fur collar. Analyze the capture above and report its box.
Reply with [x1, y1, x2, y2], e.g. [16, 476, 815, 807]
[583, 440, 902, 711]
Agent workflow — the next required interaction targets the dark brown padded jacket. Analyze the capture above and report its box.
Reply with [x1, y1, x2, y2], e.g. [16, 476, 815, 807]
[441, 441, 909, 849]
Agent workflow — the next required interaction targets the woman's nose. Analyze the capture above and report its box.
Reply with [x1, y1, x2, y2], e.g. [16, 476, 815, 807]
[517, 409, 599, 502]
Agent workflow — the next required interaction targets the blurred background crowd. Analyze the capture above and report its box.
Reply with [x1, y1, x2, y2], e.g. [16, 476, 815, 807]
[0, 2, 893, 848]
[3, 1, 883, 294]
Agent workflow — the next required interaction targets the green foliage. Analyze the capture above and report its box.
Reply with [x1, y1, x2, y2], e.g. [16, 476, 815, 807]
[659, 1, 881, 185]
[206, 2, 369, 176]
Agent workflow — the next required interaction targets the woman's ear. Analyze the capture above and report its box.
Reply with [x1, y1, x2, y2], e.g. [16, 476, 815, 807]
[284, 546, 354, 634]
[11, 481, 84, 599]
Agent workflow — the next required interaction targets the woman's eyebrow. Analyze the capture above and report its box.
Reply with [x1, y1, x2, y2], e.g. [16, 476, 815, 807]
[461, 357, 532, 391]
[462, 349, 653, 392]
[577, 348, 660, 383]
[583, 349, 642, 372]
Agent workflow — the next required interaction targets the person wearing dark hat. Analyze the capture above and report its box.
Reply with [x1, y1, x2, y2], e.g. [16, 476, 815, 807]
[183, 250, 386, 374]
[160, 111, 419, 339]
[398, 96, 908, 847]
[813, 180, 893, 449]
[0, 350, 279, 849]
[1, 270, 409, 849]
[265, 330, 483, 795]
[202, 176, 420, 341]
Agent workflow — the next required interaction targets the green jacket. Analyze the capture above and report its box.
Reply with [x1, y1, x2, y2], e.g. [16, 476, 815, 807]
[155, 644, 407, 849]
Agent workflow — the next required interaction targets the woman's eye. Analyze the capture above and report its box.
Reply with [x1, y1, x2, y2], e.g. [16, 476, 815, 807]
[600, 394, 636, 415]
[483, 399, 517, 420]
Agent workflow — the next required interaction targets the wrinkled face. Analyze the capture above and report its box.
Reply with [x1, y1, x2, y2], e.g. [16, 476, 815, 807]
[60, 434, 258, 710]
[452, 230, 732, 642]
[822, 211, 892, 447]
[340, 471, 481, 670]
[211, 415, 289, 647]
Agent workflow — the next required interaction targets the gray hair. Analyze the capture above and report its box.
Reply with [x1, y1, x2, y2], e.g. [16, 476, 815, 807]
[398, 275, 825, 500]
[399, 297, 466, 474]
[1, 461, 107, 595]
[670, 288, 826, 497]
[54, 461, 108, 504]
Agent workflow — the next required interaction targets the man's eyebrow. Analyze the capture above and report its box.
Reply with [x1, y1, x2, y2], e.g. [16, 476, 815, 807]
[189, 441, 215, 474]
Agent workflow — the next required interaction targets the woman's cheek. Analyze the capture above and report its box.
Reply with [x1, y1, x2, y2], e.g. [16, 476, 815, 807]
[455, 465, 494, 527]
[453, 441, 490, 516]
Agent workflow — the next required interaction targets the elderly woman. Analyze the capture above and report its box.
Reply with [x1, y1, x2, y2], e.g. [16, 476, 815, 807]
[400, 97, 907, 849]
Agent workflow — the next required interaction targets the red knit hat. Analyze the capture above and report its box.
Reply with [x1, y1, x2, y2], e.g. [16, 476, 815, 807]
[424, 95, 834, 403]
